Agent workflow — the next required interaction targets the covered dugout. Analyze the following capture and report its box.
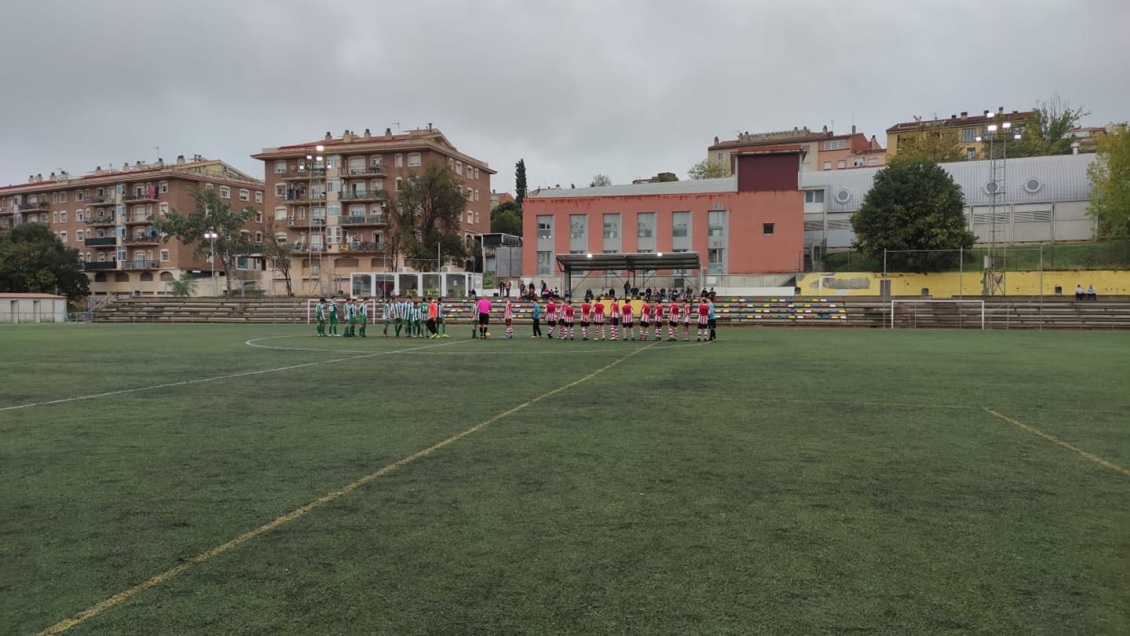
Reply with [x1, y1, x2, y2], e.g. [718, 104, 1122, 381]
[555, 252, 702, 298]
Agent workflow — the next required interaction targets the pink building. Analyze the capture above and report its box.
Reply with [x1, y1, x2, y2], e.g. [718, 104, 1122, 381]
[522, 151, 805, 290]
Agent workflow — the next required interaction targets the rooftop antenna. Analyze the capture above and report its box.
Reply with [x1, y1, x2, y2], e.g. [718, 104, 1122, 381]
[154, 146, 160, 162]
[388, 122, 401, 133]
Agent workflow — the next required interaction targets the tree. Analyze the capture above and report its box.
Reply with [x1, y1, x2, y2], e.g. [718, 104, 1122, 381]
[851, 159, 975, 272]
[895, 121, 964, 163]
[687, 158, 731, 179]
[260, 216, 294, 296]
[389, 161, 468, 270]
[0, 223, 90, 302]
[1088, 124, 1130, 239]
[152, 188, 256, 296]
[515, 159, 527, 205]
[166, 271, 198, 297]
[491, 200, 523, 236]
[590, 174, 612, 187]
[1005, 95, 1089, 159]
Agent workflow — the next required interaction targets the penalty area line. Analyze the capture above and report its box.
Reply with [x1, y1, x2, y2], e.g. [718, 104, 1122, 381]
[36, 342, 656, 635]
[1, 340, 462, 413]
[984, 407, 1130, 479]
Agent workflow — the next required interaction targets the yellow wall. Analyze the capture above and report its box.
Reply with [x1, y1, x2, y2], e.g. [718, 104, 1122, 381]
[796, 271, 1130, 297]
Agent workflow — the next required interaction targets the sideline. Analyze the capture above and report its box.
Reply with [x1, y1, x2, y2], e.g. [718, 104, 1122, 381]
[37, 343, 657, 635]
[984, 407, 1130, 479]
[1, 339, 461, 412]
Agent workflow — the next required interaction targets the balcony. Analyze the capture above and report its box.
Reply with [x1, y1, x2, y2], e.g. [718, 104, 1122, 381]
[121, 260, 159, 270]
[18, 201, 48, 212]
[285, 216, 326, 228]
[345, 165, 386, 177]
[124, 214, 155, 225]
[124, 192, 158, 202]
[84, 236, 118, 247]
[340, 190, 386, 202]
[337, 241, 385, 254]
[85, 195, 115, 205]
[340, 214, 386, 226]
[86, 216, 117, 227]
[279, 167, 326, 181]
[84, 260, 118, 271]
[124, 235, 159, 245]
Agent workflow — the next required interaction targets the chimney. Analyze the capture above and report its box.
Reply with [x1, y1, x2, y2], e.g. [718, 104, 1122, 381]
[998, 106, 1004, 114]
[157, 158, 164, 167]
[363, 128, 371, 138]
[176, 155, 185, 165]
[123, 163, 130, 172]
[324, 131, 332, 141]
[960, 111, 968, 119]
[714, 136, 719, 145]
[385, 128, 392, 138]
[95, 166, 102, 174]
[427, 122, 433, 131]
[37, 173, 43, 182]
[50, 172, 56, 179]
[983, 110, 990, 117]
[28, 175, 34, 183]
[822, 125, 828, 133]
[852, 124, 856, 135]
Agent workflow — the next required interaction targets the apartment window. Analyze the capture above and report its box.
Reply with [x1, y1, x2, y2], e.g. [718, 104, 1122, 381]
[328, 203, 341, 218]
[708, 210, 726, 237]
[239, 189, 250, 201]
[255, 211, 263, 223]
[60, 211, 67, 223]
[275, 184, 286, 197]
[370, 155, 383, 168]
[837, 160, 846, 169]
[455, 160, 463, 174]
[275, 206, 287, 220]
[57, 191, 68, 203]
[76, 209, 85, 221]
[537, 215, 552, 240]
[636, 212, 655, 238]
[372, 179, 384, 191]
[275, 234, 288, 245]
[466, 188, 473, 201]
[823, 161, 832, 170]
[824, 139, 847, 151]
[326, 155, 341, 169]
[602, 213, 620, 239]
[350, 204, 366, 216]
[716, 152, 724, 161]
[804, 190, 825, 204]
[220, 186, 232, 198]
[76, 229, 84, 241]
[407, 152, 421, 167]
[474, 211, 479, 224]
[961, 129, 977, 143]
[58, 231, 67, 243]
[537, 251, 552, 275]
[159, 249, 169, 262]
[763, 223, 775, 235]
[708, 248, 726, 274]
[672, 211, 690, 238]
[966, 148, 976, 160]
[255, 231, 263, 243]
[254, 191, 263, 203]
[394, 178, 402, 191]
[467, 211, 474, 224]
[466, 164, 473, 178]
[474, 167, 480, 179]
[275, 160, 287, 174]
[395, 154, 404, 168]
[570, 214, 587, 240]
[96, 187, 104, 197]
[868, 157, 879, 166]
[449, 158, 455, 169]
[159, 181, 169, 194]
[76, 190, 84, 201]
[205, 183, 214, 192]
[348, 156, 365, 174]
[474, 189, 480, 202]
[52, 212, 59, 223]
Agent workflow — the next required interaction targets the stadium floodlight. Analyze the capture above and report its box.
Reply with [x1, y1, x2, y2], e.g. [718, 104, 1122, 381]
[203, 229, 218, 296]
[657, 252, 664, 257]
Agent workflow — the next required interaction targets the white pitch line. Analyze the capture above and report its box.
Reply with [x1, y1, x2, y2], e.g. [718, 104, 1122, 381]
[0, 339, 463, 412]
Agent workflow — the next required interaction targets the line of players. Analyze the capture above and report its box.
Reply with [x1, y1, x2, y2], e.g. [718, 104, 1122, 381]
[313, 297, 450, 338]
[533, 296, 717, 342]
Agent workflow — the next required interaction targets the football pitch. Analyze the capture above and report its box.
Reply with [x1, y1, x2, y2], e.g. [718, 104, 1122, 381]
[2, 324, 1128, 634]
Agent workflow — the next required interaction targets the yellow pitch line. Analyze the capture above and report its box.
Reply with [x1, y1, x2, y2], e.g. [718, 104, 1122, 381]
[984, 407, 1130, 479]
[37, 344, 655, 635]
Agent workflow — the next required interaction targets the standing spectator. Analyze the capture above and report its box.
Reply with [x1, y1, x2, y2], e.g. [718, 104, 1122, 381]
[505, 280, 512, 297]
[503, 296, 515, 338]
[623, 281, 630, 298]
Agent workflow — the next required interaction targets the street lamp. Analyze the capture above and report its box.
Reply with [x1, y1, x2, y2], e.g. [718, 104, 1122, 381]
[975, 112, 1022, 296]
[203, 228, 218, 296]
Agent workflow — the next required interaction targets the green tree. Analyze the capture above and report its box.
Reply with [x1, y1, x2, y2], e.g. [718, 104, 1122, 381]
[851, 159, 975, 272]
[390, 161, 468, 269]
[491, 200, 523, 236]
[1088, 124, 1130, 238]
[894, 121, 964, 163]
[152, 188, 255, 296]
[590, 174, 612, 187]
[0, 223, 90, 301]
[166, 271, 198, 297]
[687, 158, 731, 179]
[515, 159, 527, 205]
[1005, 95, 1089, 159]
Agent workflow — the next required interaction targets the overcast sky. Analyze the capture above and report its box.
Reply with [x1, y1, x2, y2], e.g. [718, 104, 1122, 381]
[1, 0, 1127, 193]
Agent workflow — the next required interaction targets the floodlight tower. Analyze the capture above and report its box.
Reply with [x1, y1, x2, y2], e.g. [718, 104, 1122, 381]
[976, 111, 1021, 296]
[304, 145, 326, 295]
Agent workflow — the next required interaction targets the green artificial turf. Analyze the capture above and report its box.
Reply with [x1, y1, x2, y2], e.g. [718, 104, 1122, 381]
[1, 324, 1127, 634]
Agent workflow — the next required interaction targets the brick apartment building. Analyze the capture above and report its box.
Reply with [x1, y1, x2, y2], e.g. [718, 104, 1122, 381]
[886, 108, 1037, 161]
[0, 157, 266, 296]
[252, 126, 495, 296]
[709, 127, 885, 174]
[523, 150, 806, 292]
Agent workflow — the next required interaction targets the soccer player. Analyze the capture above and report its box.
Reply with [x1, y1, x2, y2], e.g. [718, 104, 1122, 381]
[393, 296, 405, 337]
[412, 298, 424, 338]
[561, 297, 575, 340]
[545, 296, 557, 339]
[357, 298, 368, 337]
[503, 297, 514, 339]
[592, 297, 606, 340]
[638, 300, 651, 341]
[381, 297, 391, 337]
[327, 298, 339, 336]
[426, 297, 439, 338]
[580, 297, 592, 340]
[682, 298, 693, 341]
[436, 298, 449, 338]
[344, 299, 357, 337]
[315, 298, 327, 337]
[476, 294, 492, 339]
[620, 299, 634, 341]
[652, 300, 664, 341]
[697, 297, 710, 341]
[667, 298, 679, 341]
[609, 297, 620, 341]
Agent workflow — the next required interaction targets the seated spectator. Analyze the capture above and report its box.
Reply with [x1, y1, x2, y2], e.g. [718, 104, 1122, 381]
[1075, 284, 1084, 301]
[1086, 285, 1097, 301]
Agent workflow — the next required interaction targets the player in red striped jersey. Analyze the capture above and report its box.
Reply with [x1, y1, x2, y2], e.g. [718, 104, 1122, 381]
[545, 297, 557, 339]
[609, 298, 620, 340]
[560, 298, 575, 340]
[592, 297, 606, 340]
[580, 298, 593, 340]
[638, 301, 651, 341]
[620, 299, 634, 340]
[697, 297, 710, 341]
[668, 299, 680, 341]
[682, 298, 693, 340]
